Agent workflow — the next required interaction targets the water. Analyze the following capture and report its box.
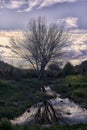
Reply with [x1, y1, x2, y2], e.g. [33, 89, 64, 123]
[11, 86, 87, 125]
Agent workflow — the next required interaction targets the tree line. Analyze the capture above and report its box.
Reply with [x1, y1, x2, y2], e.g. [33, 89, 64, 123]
[0, 16, 87, 79]
[0, 60, 87, 80]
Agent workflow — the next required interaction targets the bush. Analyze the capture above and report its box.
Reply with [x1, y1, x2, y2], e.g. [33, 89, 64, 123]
[0, 118, 12, 130]
[63, 62, 74, 76]
[48, 63, 60, 71]
[22, 69, 38, 78]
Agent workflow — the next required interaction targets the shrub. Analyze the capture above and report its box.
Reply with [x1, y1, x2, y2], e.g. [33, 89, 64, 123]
[0, 118, 12, 130]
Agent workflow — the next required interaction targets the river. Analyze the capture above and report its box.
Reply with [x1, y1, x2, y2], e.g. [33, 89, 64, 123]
[11, 86, 87, 125]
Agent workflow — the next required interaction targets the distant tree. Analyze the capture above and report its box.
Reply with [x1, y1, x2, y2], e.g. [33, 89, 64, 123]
[10, 17, 68, 79]
[63, 62, 74, 76]
[74, 65, 80, 75]
[79, 60, 87, 75]
[48, 63, 60, 71]
[47, 63, 63, 78]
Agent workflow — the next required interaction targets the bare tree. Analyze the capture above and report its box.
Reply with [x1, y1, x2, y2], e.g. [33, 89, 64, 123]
[10, 17, 68, 79]
[10, 17, 69, 124]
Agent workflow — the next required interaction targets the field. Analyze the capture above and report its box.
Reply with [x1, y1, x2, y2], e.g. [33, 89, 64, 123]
[52, 75, 87, 108]
[0, 75, 87, 129]
[0, 78, 54, 119]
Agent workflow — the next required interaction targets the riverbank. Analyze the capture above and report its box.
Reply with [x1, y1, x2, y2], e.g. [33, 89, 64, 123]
[0, 75, 87, 129]
[11, 85, 87, 125]
[51, 75, 87, 108]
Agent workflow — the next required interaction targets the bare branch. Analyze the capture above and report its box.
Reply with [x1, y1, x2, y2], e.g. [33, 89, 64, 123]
[10, 17, 68, 78]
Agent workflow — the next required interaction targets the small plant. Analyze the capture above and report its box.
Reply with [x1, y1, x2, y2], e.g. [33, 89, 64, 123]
[0, 118, 12, 130]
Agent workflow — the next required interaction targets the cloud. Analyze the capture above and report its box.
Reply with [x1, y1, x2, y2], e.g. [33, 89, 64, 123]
[25, 0, 79, 12]
[0, 0, 27, 9]
[0, 0, 5, 8]
[38, 0, 78, 8]
[6, 0, 27, 9]
[57, 17, 78, 29]
[0, 29, 87, 66]
[0, 0, 79, 11]
[65, 30, 87, 65]
[64, 17, 78, 28]
[25, 0, 42, 12]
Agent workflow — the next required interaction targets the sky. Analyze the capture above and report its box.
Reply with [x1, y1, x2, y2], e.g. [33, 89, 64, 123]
[0, 0, 87, 66]
[0, 0, 87, 30]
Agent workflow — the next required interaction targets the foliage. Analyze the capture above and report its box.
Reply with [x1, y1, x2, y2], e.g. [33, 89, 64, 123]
[79, 61, 87, 75]
[74, 60, 87, 75]
[63, 62, 74, 76]
[52, 75, 87, 107]
[0, 119, 87, 130]
[48, 63, 61, 71]
[0, 79, 54, 119]
[46, 63, 63, 78]
[0, 118, 12, 130]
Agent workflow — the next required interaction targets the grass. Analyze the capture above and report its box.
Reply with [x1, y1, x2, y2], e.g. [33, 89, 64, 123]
[52, 75, 87, 108]
[10, 124, 87, 130]
[0, 119, 87, 130]
[0, 118, 87, 130]
[0, 75, 87, 129]
[0, 78, 54, 119]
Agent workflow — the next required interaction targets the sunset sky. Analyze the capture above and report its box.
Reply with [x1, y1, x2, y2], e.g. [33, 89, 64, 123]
[0, 0, 87, 66]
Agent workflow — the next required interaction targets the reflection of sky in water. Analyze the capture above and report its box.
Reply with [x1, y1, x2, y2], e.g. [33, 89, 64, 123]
[0, 30, 87, 67]
[11, 86, 87, 125]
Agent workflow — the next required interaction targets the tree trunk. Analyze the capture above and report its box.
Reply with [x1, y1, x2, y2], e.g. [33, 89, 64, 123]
[38, 62, 46, 79]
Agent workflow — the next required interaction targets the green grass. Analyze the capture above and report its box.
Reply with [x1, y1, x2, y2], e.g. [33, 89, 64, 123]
[66, 75, 87, 85]
[0, 118, 87, 130]
[11, 124, 87, 130]
[0, 75, 87, 119]
[0, 79, 54, 119]
[0, 75, 87, 129]
[0, 120, 87, 130]
[52, 75, 87, 107]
